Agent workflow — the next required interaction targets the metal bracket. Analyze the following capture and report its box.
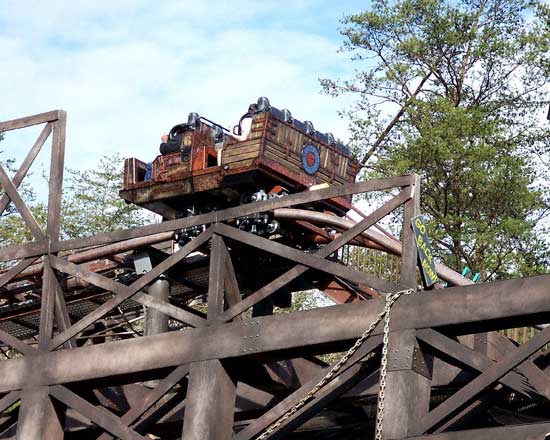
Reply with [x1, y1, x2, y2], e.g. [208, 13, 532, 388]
[241, 320, 262, 354]
[387, 346, 414, 371]
[411, 346, 432, 379]
[387, 345, 432, 379]
[133, 253, 152, 274]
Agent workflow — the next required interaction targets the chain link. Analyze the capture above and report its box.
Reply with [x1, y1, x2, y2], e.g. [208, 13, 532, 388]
[255, 288, 414, 440]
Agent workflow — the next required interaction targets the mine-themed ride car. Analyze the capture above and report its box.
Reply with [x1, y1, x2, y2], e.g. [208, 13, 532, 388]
[121, 97, 359, 222]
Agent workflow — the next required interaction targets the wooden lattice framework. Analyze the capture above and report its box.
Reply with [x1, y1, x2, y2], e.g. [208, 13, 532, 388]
[0, 111, 549, 439]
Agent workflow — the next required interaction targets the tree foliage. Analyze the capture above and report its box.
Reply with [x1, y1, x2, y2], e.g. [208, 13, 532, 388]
[322, 0, 550, 279]
[0, 149, 146, 248]
[62, 154, 146, 238]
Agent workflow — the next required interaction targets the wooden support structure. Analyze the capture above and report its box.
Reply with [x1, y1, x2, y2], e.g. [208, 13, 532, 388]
[0, 111, 548, 439]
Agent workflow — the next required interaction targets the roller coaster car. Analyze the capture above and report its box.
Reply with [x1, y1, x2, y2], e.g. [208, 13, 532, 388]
[120, 97, 360, 219]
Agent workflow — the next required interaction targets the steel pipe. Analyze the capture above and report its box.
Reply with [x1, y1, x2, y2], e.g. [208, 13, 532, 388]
[274, 208, 472, 287]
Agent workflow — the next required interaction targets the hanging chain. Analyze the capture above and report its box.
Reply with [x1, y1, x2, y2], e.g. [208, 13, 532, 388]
[255, 288, 414, 440]
[374, 290, 405, 440]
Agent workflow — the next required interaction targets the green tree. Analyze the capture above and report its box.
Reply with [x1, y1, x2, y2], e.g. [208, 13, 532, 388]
[0, 150, 146, 247]
[61, 153, 146, 238]
[0, 132, 48, 248]
[323, 0, 550, 279]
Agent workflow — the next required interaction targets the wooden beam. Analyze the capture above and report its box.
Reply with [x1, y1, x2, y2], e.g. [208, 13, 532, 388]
[399, 175, 420, 289]
[0, 122, 52, 216]
[0, 240, 48, 263]
[183, 234, 236, 440]
[215, 223, 397, 292]
[217, 188, 410, 322]
[0, 276, 547, 392]
[417, 329, 533, 397]
[412, 325, 550, 435]
[0, 391, 20, 414]
[16, 386, 63, 440]
[222, 242, 241, 310]
[135, 291, 205, 328]
[51, 175, 414, 254]
[0, 257, 39, 289]
[47, 228, 212, 348]
[49, 385, 145, 440]
[206, 234, 226, 320]
[490, 332, 550, 400]
[380, 330, 432, 438]
[0, 164, 44, 240]
[38, 261, 57, 351]
[0, 110, 60, 132]
[46, 112, 66, 242]
[96, 365, 189, 440]
[182, 360, 237, 440]
[403, 422, 550, 440]
[234, 336, 383, 440]
[52, 268, 76, 349]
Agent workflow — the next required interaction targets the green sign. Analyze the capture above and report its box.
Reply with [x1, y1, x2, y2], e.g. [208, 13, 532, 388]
[411, 215, 438, 287]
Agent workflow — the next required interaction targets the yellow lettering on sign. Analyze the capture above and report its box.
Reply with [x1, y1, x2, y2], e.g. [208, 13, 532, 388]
[415, 217, 426, 234]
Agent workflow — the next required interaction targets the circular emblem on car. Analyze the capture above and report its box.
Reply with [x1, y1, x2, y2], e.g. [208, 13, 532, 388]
[301, 144, 320, 175]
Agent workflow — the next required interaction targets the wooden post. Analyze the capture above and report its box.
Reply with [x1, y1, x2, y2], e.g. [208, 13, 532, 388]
[144, 277, 170, 336]
[380, 175, 432, 439]
[17, 387, 63, 440]
[182, 234, 237, 439]
[381, 330, 432, 438]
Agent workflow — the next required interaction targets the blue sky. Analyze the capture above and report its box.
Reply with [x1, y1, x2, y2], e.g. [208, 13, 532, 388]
[0, 0, 369, 193]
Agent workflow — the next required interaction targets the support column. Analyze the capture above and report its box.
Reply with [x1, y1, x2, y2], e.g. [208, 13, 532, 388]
[144, 277, 170, 336]
[381, 330, 432, 438]
[17, 387, 63, 440]
[182, 234, 237, 440]
[379, 175, 432, 439]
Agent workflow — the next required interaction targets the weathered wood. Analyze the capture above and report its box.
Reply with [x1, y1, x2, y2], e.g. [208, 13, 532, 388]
[38, 261, 57, 351]
[412, 324, 550, 435]
[490, 332, 550, 399]
[135, 291, 205, 328]
[0, 276, 547, 392]
[16, 387, 63, 440]
[183, 233, 236, 440]
[0, 329, 35, 356]
[416, 329, 532, 396]
[0, 165, 44, 240]
[0, 392, 20, 415]
[182, 360, 236, 440]
[400, 175, 420, 289]
[96, 365, 189, 440]
[207, 234, 226, 320]
[52, 270, 76, 349]
[264, 143, 347, 185]
[50, 175, 414, 254]
[244, 353, 378, 440]
[224, 159, 256, 170]
[381, 330, 432, 439]
[143, 278, 170, 336]
[0, 258, 38, 288]
[0, 123, 52, 216]
[46, 112, 66, 242]
[217, 188, 411, 322]
[403, 422, 550, 440]
[0, 110, 60, 132]
[234, 336, 383, 440]
[215, 223, 397, 292]
[48, 228, 212, 348]
[0, 240, 48, 263]
[49, 385, 145, 440]
[222, 243, 241, 310]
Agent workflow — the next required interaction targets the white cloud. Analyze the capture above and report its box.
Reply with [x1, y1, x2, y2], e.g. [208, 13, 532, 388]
[0, 0, 367, 200]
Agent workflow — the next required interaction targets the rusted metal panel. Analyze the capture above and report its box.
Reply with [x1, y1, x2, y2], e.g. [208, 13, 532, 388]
[120, 108, 360, 214]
